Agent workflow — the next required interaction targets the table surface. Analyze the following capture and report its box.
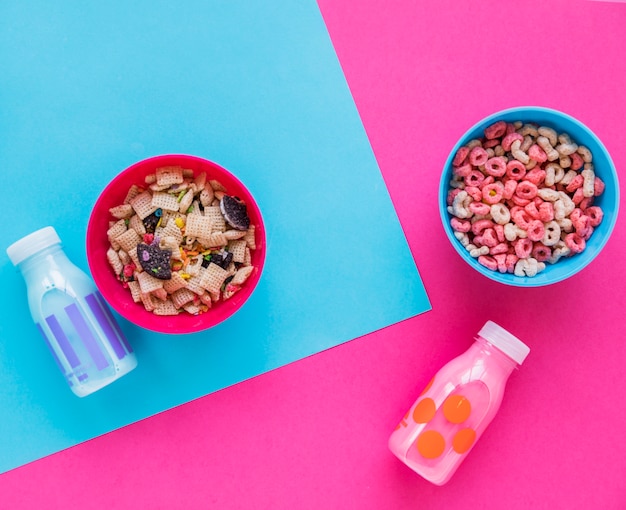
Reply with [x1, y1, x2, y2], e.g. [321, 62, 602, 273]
[1, 0, 625, 508]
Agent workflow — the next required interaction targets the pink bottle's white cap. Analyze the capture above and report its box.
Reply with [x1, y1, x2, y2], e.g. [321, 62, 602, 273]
[478, 320, 530, 365]
[6, 226, 61, 266]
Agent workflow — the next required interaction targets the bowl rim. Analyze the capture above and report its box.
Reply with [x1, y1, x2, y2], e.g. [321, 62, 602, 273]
[439, 105, 620, 287]
[86, 153, 266, 333]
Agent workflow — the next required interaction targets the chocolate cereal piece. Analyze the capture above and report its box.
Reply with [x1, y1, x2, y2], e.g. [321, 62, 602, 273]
[137, 243, 172, 280]
[220, 195, 250, 231]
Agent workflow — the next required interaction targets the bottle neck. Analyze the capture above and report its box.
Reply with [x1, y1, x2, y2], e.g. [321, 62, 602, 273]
[473, 336, 519, 377]
[16, 244, 69, 278]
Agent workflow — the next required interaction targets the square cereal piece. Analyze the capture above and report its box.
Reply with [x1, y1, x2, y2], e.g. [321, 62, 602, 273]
[183, 303, 201, 315]
[156, 166, 184, 187]
[209, 179, 226, 192]
[201, 263, 229, 293]
[244, 246, 251, 266]
[199, 184, 215, 207]
[128, 245, 141, 268]
[154, 299, 179, 316]
[228, 239, 247, 263]
[151, 191, 180, 212]
[130, 190, 157, 219]
[232, 265, 254, 286]
[244, 225, 256, 250]
[124, 184, 141, 204]
[204, 232, 227, 249]
[224, 229, 246, 241]
[109, 204, 134, 219]
[163, 272, 188, 293]
[107, 219, 127, 244]
[204, 206, 226, 232]
[159, 218, 183, 244]
[129, 214, 146, 236]
[185, 270, 207, 295]
[141, 292, 157, 312]
[127, 280, 142, 303]
[185, 214, 213, 239]
[115, 228, 142, 254]
[106, 248, 123, 275]
[171, 287, 196, 308]
[118, 249, 131, 265]
[136, 271, 164, 294]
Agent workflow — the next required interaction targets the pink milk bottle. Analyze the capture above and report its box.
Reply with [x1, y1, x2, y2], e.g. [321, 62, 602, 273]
[388, 320, 530, 485]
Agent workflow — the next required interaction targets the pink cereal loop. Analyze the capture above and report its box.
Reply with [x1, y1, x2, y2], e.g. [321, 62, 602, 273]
[515, 180, 538, 200]
[453, 163, 472, 177]
[450, 217, 471, 232]
[469, 201, 491, 216]
[465, 169, 485, 187]
[505, 254, 518, 273]
[526, 220, 546, 242]
[501, 132, 524, 152]
[585, 206, 604, 227]
[514, 238, 533, 259]
[484, 156, 507, 177]
[481, 228, 498, 247]
[569, 151, 584, 171]
[532, 243, 552, 262]
[469, 146, 489, 167]
[510, 194, 531, 207]
[482, 182, 504, 205]
[503, 179, 517, 200]
[494, 253, 508, 273]
[594, 177, 605, 196]
[465, 186, 483, 202]
[566, 174, 584, 192]
[538, 201, 554, 222]
[572, 187, 585, 205]
[490, 242, 509, 255]
[481, 175, 495, 187]
[478, 255, 498, 271]
[579, 196, 594, 210]
[453, 146, 470, 167]
[484, 120, 507, 140]
[525, 168, 546, 186]
[506, 159, 527, 181]
[512, 208, 532, 230]
[565, 233, 586, 254]
[524, 202, 540, 220]
[472, 219, 495, 235]
[493, 223, 505, 242]
[447, 188, 462, 206]
[528, 144, 548, 163]
[483, 138, 500, 149]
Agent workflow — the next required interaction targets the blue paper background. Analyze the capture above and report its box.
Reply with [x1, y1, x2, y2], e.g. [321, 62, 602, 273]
[0, 0, 430, 473]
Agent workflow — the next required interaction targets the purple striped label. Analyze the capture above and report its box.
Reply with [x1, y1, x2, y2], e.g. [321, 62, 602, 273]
[85, 292, 132, 359]
[95, 292, 133, 354]
[77, 373, 89, 382]
[65, 303, 110, 371]
[36, 323, 72, 386]
[45, 314, 81, 369]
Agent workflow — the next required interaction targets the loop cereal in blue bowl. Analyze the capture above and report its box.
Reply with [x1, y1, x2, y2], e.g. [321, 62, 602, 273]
[439, 106, 619, 287]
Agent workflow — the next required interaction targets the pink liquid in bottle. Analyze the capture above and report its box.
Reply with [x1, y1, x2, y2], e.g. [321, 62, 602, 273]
[388, 320, 529, 485]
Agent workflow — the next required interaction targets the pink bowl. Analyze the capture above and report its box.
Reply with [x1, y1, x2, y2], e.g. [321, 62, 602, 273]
[86, 154, 266, 334]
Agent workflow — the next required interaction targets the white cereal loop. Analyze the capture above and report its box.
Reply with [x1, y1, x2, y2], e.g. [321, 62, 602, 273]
[490, 203, 511, 225]
[581, 168, 596, 198]
[510, 139, 530, 164]
[538, 187, 560, 202]
[466, 139, 483, 149]
[452, 190, 471, 219]
[556, 141, 578, 156]
[557, 191, 575, 216]
[525, 159, 537, 170]
[536, 136, 560, 161]
[557, 217, 573, 233]
[518, 123, 538, 137]
[494, 145, 505, 157]
[577, 145, 593, 163]
[559, 169, 578, 186]
[538, 126, 558, 146]
[514, 257, 539, 277]
[559, 155, 572, 169]
[542, 220, 561, 247]
[548, 241, 571, 264]
[520, 135, 533, 153]
[454, 231, 470, 247]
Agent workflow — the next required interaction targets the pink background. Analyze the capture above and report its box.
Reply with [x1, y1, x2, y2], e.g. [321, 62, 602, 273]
[1, 0, 625, 508]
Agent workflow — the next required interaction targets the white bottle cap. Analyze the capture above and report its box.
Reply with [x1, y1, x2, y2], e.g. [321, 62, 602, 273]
[6, 226, 62, 266]
[478, 320, 530, 365]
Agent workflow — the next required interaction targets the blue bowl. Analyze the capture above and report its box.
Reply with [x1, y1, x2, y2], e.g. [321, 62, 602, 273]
[439, 106, 619, 287]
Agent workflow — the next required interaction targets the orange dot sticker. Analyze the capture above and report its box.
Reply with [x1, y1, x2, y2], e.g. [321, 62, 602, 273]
[412, 398, 436, 424]
[443, 394, 472, 424]
[419, 376, 435, 396]
[452, 428, 476, 454]
[416, 430, 446, 459]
